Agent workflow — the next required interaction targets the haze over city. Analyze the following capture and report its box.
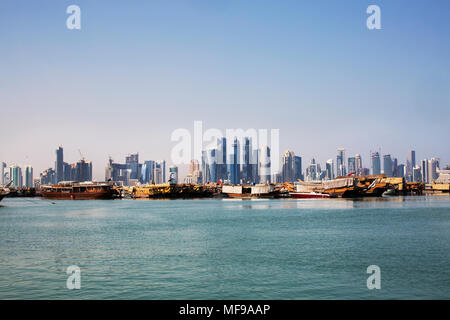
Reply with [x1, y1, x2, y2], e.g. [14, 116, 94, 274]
[1, 0, 449, 180]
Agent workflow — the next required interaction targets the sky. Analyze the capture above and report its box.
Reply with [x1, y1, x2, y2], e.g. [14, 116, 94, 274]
[0, 0, 449, 180]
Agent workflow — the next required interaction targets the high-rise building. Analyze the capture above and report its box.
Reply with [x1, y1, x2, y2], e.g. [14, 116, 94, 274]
[56, 146, 64, 182]
[188, 159, 202, 184]
[40, 168, 56, 185]
[348, 157, 356, 174]
[259, 145, 271, 184]
[412, 166, 422, 182]
[325, 159, 334, 180]
[216, 137, 228, 181]
[396, 164, 405, 178]
[371, 152, 381, 175]
[154, 160, 166, 184]
[203, 149, 217, 183]
[421, 159, 428, 183]
[355, 154, 362, 175]
[336, 148, 346, 177]
[1, 162, 6, 186]
[169, 166, 178, 184]
[141, 160, 155, 184]
[71, 159, 92, 182]
[126, 153, 140, 180]
[294, 156, 302, 182]
[406, 150, 416, 182]
[383, 154, 393, 177]
[24, 166, 33, 188]
[228, 138, 240, 185]
[9, 165, 23, 188]
[305, 158, 321, 182]
[281, 150, 295, 182]
[428, 158, 439, 183]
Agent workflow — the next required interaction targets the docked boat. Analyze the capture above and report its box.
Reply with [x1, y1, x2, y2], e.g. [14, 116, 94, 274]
[0, 187, 10, 202]
[322, 177, 362, 198]
[40, 181, 119, 200]
[0, 181, 13, 202]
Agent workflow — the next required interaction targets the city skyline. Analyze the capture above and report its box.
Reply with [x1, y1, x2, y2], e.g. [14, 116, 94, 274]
[1, 143, 447, 187]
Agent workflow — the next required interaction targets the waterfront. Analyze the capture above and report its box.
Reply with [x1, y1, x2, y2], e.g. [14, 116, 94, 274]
[0, 196, 449, 299]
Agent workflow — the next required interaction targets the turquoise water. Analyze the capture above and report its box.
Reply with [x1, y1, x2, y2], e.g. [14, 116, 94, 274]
[0, 196, 449, 300]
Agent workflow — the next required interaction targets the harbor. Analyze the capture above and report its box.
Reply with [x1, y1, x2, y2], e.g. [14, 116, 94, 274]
[2, 175, 449, 202]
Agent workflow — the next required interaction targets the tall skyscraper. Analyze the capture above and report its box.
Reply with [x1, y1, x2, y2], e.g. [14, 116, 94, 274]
[203, 149, 217, 183]
[325, 159, 334, 180]
[9, 165, 23, 188]
[305, 158, 321, 181]
[355, 154, 362, 175]
[348, 157, 356, 174]
[154, 160, 166, 184]
[259, 145, 271, 184]
[228, 138, 240, 185]
[371, 152, 381, 175]
[56, 146, 64, 182]
[336, 148, 346, 177]
[294, 156, 302, 181]
[141, 160, 155, 184]
[428, 158, 439, 183]
[413, 166, 422, 182]
[189, 159, 202, 184]
[421, 159, 428, 183]
[383, 154, 393, 177]
[216, 137, 228, 181]
[126, 153, 140, 180]
[24, 166, 33, 188]
[281, 150, 295, 182]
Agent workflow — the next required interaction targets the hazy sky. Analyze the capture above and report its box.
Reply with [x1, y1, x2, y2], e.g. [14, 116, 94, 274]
[1, 0, 449, 180]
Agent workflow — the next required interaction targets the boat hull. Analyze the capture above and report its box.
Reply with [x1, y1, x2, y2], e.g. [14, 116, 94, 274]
[290, 192, 330, 199]
[41, 191, 116, 200]
[0, 194, 5, 202]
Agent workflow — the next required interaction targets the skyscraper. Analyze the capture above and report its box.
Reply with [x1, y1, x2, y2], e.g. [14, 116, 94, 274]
[154, 160, 166, 184]
[348, 157, 356, 174]
[281, 150, 295, 182]
[413, 166, 422, 182]
[203, 149, 217, 183]
[406, 150, 416, 182]
[24, 166, 33, 188]
[259, 145, 271, 184]
[56, 146, 64, 182]
[421, 159, 428, 183]
[325, 159, 334, 180]
[355, 154, 362, 175]
[9, 165, 23, 188]
[428, 158, 439, 183]
[126, 153, 140, 180]
[228, 138, 240, 185]
[383, 154, 393, 177]
[371, 152, 381, 175]
[336, 148, 346, 177]
[294, 156, 302, 182]
[141, 160, 155, 184]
